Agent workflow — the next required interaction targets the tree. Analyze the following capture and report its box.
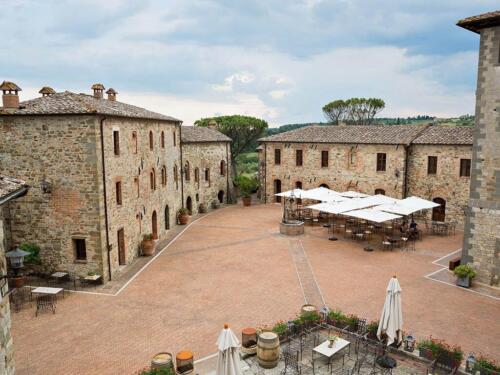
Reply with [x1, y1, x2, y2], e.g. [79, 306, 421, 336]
[194, 114, 268, 178]
[322, 97, 385, 125]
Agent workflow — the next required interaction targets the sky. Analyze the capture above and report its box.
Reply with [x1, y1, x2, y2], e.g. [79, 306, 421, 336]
[1, 0, 496, 126]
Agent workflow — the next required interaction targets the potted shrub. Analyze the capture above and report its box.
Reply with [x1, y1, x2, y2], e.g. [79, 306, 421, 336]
[198, 203, 207, 213]
[272, 321, 289, 341]
[345, 314, 359, 332]
[327, 310, 348, 328]
[475, 356, 500, 375]
[418, 337, 463, 370]
[234, 175, 258, 207]
[299, 310, 320, 328]
[453, 264, 476, 288]
[142, 234, 155, 256]
[177, 208, 189, 225]
[366, 320, 379, 340]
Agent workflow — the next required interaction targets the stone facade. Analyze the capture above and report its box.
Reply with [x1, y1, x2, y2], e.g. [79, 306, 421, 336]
[459, 16, 500, 286]
[181, 141, 232, 215]
[407, 144, 472, 226]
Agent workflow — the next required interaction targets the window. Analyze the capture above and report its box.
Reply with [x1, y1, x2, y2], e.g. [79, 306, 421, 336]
[376, 153, 386, 171]
[321, 151, 328, 168]
[115, 181, 122, 205]
[74, 239, 87, 261]
[427, 156, 437, 175]
[274, 149, 281, 165]
[161, 131, 165, 148]
[205, 168, 210, 186]
[134, 177, 140, 198]
[460, 158, 471, 177]
[194, 167, 199, 183]
[375, 188, 385, 195]
[149, 131, 153, 150]
[174, 165, 178, 190]
[185, 161, 191, 181]
[173, 130, 176, 147]
[349, 149, 357, 166]
[220, 160, 225, 176]
[150, 168, 156, 190]
[161, 166, 167, 186]
[296, 150, 303, 166]
[196, 193, 199, 202]
[113, 130, 120, 155]
[132, 131, 138, 154]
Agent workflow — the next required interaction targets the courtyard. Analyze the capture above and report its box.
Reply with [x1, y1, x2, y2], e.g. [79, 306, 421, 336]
[11, 203, 500, 374]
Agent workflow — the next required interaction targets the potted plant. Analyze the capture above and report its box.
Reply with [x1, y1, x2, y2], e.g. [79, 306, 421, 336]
[365, 320, 379, 340]
[272, 321, 289, 341]
[453, 264, 476, 288]
[177, 208, 189, 225]
[142, 234, 155, 256]
[327, 310, 348, 328]
[234, 175, 258, 207]
[198, 203, 207, 213]
[418, 337, 463, 370]
[475, 355, 500, 375]
[328, 335, 337, 348]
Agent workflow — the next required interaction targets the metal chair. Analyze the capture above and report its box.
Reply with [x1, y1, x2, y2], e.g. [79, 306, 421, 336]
[35, 294, 56, 316]
[10, 287, 33, 312]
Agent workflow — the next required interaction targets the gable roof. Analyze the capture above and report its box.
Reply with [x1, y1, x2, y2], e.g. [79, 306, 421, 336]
[259, 125, 429, 145]
[411, 125, 474, 145]
[0, 175, 29, 205]
[181, 126, 231, 143]
[457, 11, 500, 33]
[0, 91, 181, 122]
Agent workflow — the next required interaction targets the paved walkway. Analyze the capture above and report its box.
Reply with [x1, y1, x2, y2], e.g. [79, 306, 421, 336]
[10, 203, 500, 374]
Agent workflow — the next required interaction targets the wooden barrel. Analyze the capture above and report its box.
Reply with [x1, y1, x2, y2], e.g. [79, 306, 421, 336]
[176, 350, 194, 374]
[257, 332, 280, 369]
[151, 352, 173, 370]
[301, 304, 317, 315]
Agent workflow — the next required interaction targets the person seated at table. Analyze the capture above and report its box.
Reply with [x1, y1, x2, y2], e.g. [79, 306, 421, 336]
[409, 219, 418, 231]
[399, 221, 408, 234]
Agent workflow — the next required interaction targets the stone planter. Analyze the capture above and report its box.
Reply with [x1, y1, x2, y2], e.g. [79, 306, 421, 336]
[11, 276, 25, 288]
[242, 197, 252, 206]
[142, 239, 155, 256]
[178, 213, 189, 225]
[456, 276, 471, 288]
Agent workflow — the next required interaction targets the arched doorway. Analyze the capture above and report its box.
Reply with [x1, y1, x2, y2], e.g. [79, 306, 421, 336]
[218, 190, 224, 203]
[164, 205, 170, 230]
[375, 188, 385, 195]
[152, 211, 158, 239]
[274, 179, 282, 203]
[186, 196, 193, 215]
[319, 183, 329, 189]
[432, 198, 446, 222]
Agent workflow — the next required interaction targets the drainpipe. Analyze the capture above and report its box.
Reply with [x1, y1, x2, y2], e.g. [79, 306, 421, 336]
[179, 124, 184, 208]
[99, 117, 112, 282]
[263, 143, 267, 203]
[403, 145, 410, 198]
[226, 142, 230, 204]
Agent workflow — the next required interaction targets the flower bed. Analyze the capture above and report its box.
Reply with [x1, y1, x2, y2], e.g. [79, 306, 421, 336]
[417, 337, 463, 372]
[474, 356, 500, 375]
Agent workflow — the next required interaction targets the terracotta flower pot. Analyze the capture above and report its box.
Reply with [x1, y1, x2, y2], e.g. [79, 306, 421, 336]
[178, 213, 189, 225]
[142, 239, 155, 256]
[242, 197, 252, 206]
[12, 276, 25, 288]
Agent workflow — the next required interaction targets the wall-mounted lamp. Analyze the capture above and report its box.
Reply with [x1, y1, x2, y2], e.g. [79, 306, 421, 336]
[40, 179, 52, 194]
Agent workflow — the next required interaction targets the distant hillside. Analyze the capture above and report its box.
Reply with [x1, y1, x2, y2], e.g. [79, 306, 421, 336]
[265, 115, 474, 137]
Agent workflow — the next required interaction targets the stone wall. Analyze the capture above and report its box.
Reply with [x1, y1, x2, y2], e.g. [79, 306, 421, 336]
[260, 142, 407, 202]
[0, 204, 15, 375]
[462, 25, 500, 286]
[181, 142, 232, 215]
[407, 144, 472, 226]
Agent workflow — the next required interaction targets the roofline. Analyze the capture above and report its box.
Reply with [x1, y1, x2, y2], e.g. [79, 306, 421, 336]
[0, 186, 29, 206]
[0, 112, 182, 124]
[181, 140, 231, 144]
[457, 12, 500, 33]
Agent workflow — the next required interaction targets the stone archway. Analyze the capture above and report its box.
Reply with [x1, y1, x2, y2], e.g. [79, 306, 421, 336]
[218, 190, 224, 203]
[152, 211, 158, 239]
[186, 196, 193, 215]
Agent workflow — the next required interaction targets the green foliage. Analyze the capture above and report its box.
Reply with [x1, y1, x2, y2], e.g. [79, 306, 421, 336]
[20, 243, 41, 265]
[322, 99, 348, 124]
[195, 115, 268, 157]
[417, 337, 464, 363]
[234, 175, 259, 198]
[475, 356, 500, 372]
[236, 152, 259, 176]
[143, 234, 154, 241]
[366, 320, 379, 334]
[453, 264, 476, 279]
[177, 208, 189, 216]
[299, 310, 320, 324]
[137, 367, 175, 375]
[322, 97, 385, 125]
[272, 321, 288, 335]
[328, 310, 347, 323]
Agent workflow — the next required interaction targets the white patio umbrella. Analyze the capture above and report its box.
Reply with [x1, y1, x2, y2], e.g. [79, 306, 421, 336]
[301, 187, 344, 202]
[216, 324, 242, 375]
[275, 188, 305, 198]
[377, 276, 403, 346]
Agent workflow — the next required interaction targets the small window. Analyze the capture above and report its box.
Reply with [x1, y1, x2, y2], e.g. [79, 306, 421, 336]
[349, 149, 357, 166]
[174, 165, 179, 190]
[427, 156, 437, 175]
[196, 193, 199, 202]
[132, 131, 138, 154]
[321, 150, 328, 168]
[205, 168, 210, 182]
[113, 130, 120, 155]
[173, 130, 176, 147]
[460, 158, 471, 177]
[74, 239, 87, 261]
[220, 160, 225, 176]
[296, 150, 303, 166]
[274, 149, 281, 165]
[150, 169, 156, 190]
[161, 166, 167, 186]
[376, 153, 386, 171]
[375, 188, 385, 195]
[194, 167, 199, 183]
[116, 181, 122, 205]
[185, 161, 191, 181]
[161, 131, 165, 148]
[149, 131, 154, 150]
[134, 177, 140, 198]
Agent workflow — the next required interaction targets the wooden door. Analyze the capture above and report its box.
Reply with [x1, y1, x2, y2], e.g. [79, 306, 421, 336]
[117, 228, 126, 265]
[432, 198, 446, 222]
[152, 211, 158, 239]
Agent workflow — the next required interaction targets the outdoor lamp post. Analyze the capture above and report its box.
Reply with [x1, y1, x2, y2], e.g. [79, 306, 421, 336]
[5, 247, 30, 277]
[465, 353, 476, 374]
[319, 306, 330, 322]
[403, 333, 416, 352]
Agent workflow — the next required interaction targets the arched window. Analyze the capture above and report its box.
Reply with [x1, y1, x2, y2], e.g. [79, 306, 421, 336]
[164, 205, 170, 230]
[185, 161, 191, 181]
[132, 131, 138, 154]
[319, 183, 329, 189]
[220, 160, 225, 176]
[149, 131, 154, 150]
[134, 177, 140, 198]
[161, 166, 167, 186]
[174, 165, 179, 190]
[375, 188, 385, 195]
[152, 211, 158, 239]
[173, 130, 176, 147]
[150, 168, 156, 190]
[161, 131, 165, 148]
[205, 168, 210, 182]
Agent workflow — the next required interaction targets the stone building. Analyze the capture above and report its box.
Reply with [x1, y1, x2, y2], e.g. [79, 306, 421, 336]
[180, 126, 232, 215]
[458, 11, 500, 286]
[258, 124, 473, 225]
[0, 82, 232, 282]
[0, 175, 29, 375]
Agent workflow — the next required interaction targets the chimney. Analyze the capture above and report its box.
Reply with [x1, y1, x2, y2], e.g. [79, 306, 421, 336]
[39, 86, 56, 97]
[91, 83, 105, 99]
[208, 119, 218, 130]
[106, 88, 117, 101]
[1, 81, 21, 110]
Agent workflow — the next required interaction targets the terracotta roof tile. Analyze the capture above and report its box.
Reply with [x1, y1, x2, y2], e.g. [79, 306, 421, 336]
[0, 91, 181, 122]
[411, 125, 474, 145]
[0, 175, 28, 204]
[181, 126, 231, 143]
[457, 11, 500, 33]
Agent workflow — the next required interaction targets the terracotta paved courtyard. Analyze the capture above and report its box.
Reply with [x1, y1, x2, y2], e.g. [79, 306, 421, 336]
[11, 203, 500, 374]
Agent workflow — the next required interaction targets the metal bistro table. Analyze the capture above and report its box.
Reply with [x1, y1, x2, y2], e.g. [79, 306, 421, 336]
[32, 286, 64, 299]
[313, 338, 350, 370]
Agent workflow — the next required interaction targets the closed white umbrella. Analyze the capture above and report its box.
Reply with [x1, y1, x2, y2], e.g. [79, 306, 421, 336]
[377, 276, 403, 346]
[275, 189, 305, 198]
[216, 324, 242, 375]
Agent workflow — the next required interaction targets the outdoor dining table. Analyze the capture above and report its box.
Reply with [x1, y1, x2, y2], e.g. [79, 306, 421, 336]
[31, 286, 64, 299]
[313, 338, 350, 367]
